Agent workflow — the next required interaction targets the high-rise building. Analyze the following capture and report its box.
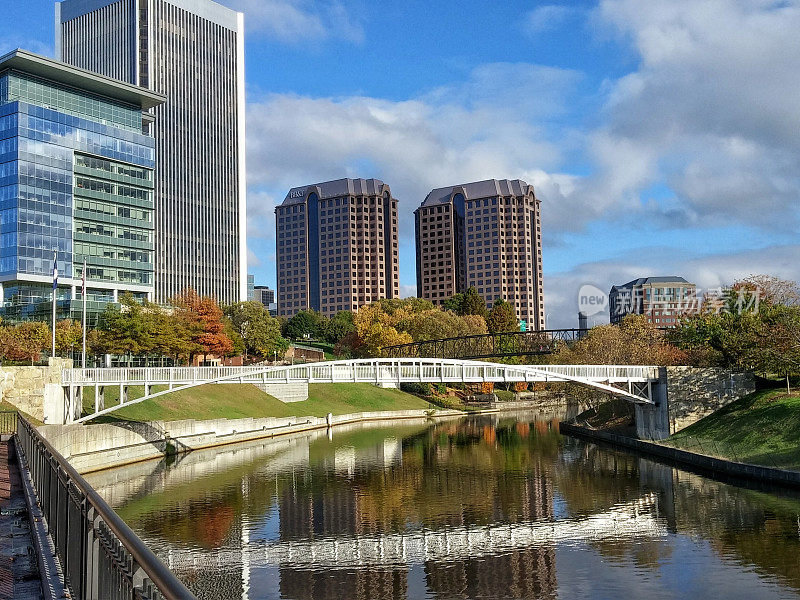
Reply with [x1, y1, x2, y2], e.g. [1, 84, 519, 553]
[415, 179, 545, 329]
[56, 0, 247, 305]
[246, 274, 254, 301]
[253, 285, 274, 308]
[609, 276, 698, 327]
[276, 178, 400, 318]
[0, 49, 164, 323]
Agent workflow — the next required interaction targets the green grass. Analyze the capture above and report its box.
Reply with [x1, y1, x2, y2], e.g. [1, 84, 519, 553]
[82, 382, 434, 423]
[665, 389, 800, 470]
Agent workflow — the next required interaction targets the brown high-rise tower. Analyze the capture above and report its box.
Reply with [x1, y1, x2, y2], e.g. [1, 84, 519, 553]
[276, 178, 400, 318]
[415, 179, 545, 330]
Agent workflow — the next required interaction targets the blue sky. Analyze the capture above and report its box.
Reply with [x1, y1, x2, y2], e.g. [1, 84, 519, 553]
[3, 0, 799, 327]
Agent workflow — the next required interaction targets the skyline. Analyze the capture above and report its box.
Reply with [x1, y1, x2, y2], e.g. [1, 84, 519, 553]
[3, 0, 799, 327]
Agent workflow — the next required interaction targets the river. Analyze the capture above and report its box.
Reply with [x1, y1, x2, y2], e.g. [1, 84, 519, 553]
[84, 410, 800, 600]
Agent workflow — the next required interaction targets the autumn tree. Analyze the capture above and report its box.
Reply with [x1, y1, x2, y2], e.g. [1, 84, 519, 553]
[557, 315, 687, 366]
[171, 288, 233, 363]
[55, 319, 83, 355]
[0, 322, 49, 364]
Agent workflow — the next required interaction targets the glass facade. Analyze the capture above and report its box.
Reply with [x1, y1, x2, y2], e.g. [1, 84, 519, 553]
[0, 65, 156, 322]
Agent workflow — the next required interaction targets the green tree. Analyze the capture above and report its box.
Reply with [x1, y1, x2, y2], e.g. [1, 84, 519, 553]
[443, 292, 465, 314]
[224, 301, 288, 359]
[97, 294, 154, 360]
[486, 298, 517, 333]
[462, 287, 487, 317]
[284, 310, 326, 340]
[324, 310, 355, 344]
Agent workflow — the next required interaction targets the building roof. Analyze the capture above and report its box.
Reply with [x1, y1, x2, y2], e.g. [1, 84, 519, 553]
[59, 0, 241, 31]
[280, 178, 392, 206]
[419, 179, 534, 209]
[611, 276, 693, 291]
[0, 49, 166, 111]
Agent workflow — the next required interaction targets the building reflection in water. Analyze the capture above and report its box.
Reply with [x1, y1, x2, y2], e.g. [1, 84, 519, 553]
[274, 417, 559, 600]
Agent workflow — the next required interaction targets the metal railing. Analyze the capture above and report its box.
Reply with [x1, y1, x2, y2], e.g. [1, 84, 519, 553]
[0, 410, 17, 434]
[16, 416, 196, 600]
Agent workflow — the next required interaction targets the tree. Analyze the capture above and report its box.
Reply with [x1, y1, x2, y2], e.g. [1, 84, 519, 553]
[224, 301, 288, 359]
[55, 319, 83, 355]
[462, 287, 487, 317]
[284, 310, 326, 340]
[404, 309, 487, 341]
[324, 311, 355, 345]
[97, 294, 154, 359]
[755, 304, 800, 392]
[443, 293, 465, 314]
[0, 322, 49, 364]
[352, 303, 412, 356]
[171, 288, 233, 363]
[734, 275, 800, 307]
[486, 298, 517, 333]
[557, 315, 687, 366]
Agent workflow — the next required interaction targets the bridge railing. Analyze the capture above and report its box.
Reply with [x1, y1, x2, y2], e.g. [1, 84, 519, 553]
[62, 360, 660, 386]
[16, 416, 196, 600]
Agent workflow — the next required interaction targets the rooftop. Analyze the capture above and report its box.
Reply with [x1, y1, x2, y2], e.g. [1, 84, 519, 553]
[0, 49, 166, 111]
[420, 179, 535, 208]
[281, 178, 392, 206]
[611, 276, 694, 291]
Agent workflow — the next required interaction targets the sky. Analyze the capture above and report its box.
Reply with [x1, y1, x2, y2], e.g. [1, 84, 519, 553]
[3, 0, 799, 328]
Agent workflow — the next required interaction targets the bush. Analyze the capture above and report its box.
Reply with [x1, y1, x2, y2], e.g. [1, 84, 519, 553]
[400, 382, 432, 396]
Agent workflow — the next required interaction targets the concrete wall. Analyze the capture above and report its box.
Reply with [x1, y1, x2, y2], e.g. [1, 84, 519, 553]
[38, 408, 463, 474]
[257, 381, 309, 403]
[666, 367, 755, 433]
[0, 359, 72, 422]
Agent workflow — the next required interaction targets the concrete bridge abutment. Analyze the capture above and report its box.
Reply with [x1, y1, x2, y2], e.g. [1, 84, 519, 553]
[634, 367, 670, 440]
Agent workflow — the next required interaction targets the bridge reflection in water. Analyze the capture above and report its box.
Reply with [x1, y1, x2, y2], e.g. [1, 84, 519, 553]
[84, 411, 800, 600]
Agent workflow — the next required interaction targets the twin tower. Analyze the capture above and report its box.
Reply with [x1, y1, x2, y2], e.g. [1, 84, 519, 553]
[276, 178, 545, 331]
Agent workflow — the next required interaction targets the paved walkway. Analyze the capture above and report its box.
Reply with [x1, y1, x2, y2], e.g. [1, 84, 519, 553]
[0, 440, 42, 600]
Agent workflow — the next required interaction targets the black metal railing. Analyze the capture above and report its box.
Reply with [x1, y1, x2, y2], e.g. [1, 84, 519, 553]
[15, 416, 196, 600]
[0, 410, 17, 434]
[382, 328, 589, 360]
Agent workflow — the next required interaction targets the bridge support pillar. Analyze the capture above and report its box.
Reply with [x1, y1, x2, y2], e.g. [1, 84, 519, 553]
[43, 384, 67, 425]
[634, 367, 670, 440]
[94, 385, 104, 412]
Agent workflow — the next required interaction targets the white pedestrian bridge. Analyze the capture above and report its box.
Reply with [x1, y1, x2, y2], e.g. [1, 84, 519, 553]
[61, 359, 663, 424]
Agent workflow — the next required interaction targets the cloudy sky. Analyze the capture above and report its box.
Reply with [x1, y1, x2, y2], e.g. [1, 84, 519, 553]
[5, 0, 799, 327]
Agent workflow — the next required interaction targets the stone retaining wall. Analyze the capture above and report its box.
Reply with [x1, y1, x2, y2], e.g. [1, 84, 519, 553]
[0, 359, 72, 421]
[666, 367, 755, 432]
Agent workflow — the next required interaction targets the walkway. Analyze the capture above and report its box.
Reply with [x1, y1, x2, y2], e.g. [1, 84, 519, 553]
[0, 440, 41, 600]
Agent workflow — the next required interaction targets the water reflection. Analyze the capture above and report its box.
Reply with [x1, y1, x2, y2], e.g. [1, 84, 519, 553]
[84, 410, 800, 600]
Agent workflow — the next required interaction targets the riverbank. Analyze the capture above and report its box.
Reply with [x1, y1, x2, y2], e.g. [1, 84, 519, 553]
[81, 383, 434, 422]
[663, 389, 800, 470]
[38, 407, 475, 474]
[560, 422, 800, 489]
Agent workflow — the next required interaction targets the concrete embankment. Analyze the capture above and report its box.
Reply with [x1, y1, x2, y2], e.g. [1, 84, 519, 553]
[38, 409, 467, 474]
[560, 422, 800, 489]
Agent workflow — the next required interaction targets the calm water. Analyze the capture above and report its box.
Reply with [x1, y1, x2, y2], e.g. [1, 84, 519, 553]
[84, 411, 800, 600]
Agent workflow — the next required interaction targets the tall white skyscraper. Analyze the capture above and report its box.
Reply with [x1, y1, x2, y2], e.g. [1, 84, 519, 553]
[56, 0, 247, 304]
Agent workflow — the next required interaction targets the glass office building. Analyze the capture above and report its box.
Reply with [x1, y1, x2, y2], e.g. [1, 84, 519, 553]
[0, 49, 164, 322]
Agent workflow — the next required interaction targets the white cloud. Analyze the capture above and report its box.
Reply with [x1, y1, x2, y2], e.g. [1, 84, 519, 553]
[525, 5, 580, 34]
[223, 0, 364, 43]
[245, 62, 580, 239]
[584, 0, 800, 231]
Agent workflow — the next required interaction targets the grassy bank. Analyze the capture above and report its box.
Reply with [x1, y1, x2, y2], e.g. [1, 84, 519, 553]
[664, 389, 800, 470]
[81, 383, 433, 423]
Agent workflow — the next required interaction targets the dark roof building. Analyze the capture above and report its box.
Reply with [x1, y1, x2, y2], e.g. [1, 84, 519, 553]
[415, 179, 545, 330]
[609, 276, 698, 327]
[276, 178, 399, 317]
